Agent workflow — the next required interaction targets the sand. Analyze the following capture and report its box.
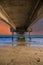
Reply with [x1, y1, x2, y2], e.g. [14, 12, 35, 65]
[0, 45, 43, 65]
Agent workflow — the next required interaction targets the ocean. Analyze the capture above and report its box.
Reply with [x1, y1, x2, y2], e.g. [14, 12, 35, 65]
[0, 35, 43, 46]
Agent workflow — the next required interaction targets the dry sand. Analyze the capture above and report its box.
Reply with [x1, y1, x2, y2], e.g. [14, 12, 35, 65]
[0, 46, 43, 65]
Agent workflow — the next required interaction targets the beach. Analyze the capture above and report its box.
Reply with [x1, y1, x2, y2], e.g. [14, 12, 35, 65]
[0, 45, 43, 65]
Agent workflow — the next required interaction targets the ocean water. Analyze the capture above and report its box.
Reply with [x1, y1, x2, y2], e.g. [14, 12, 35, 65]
[26, 38, 43, 47]
[0, 37, 17, 46]
[0, 35, 43, 46]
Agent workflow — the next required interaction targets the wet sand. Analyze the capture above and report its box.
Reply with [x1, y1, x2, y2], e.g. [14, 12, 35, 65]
[0, 46, 43, 65]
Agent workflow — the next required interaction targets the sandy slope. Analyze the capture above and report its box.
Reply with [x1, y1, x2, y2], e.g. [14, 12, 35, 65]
[0, 46, 43, 65]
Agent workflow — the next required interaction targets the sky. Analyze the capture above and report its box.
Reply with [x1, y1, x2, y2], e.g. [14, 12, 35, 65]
[31, 17, 43, 34]
[0, 20, 11, 35]
[0, 18, 43, 35]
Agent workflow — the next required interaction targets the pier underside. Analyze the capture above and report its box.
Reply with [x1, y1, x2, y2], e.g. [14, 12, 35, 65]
[0, 0, 43, 33]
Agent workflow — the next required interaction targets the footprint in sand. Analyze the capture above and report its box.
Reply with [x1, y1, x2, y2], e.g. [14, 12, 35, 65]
[37, 58, 40, 62]
[7, 59, 15, 65]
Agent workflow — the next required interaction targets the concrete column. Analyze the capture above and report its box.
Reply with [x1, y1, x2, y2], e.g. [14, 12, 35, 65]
[10, 27, 15, 46]
[29, 31, 31, 42]
[12, 32, 14, 46]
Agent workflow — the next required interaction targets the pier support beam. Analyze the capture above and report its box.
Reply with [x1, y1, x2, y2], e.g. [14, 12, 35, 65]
[12, 32, 14, 46]
[10, 27, 15, 46]
[27, 28, 32, 42]
[18, 33, 25, 42]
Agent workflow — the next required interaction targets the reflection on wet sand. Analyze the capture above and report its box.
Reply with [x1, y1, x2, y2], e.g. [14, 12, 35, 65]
[0, 41, 43, 47]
